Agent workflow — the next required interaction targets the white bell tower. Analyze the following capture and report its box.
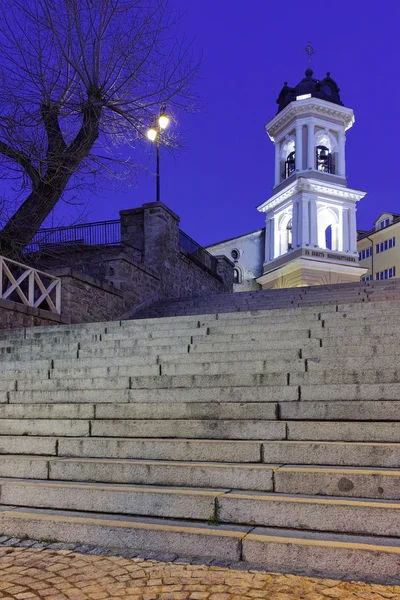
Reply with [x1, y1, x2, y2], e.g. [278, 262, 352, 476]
[256, 68, 367, 289]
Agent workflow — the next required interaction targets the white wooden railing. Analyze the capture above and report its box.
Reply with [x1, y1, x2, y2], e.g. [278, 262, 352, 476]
[0, 255, 61, 314]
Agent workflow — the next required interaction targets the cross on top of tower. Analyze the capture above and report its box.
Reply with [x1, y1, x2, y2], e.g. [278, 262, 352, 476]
[304, 41, 316, 66]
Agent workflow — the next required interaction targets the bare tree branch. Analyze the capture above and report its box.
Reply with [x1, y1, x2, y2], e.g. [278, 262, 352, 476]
[0, 0, 199, 257]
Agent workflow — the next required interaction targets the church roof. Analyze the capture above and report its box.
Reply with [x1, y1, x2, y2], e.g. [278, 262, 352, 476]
[276, 69, 343, 113]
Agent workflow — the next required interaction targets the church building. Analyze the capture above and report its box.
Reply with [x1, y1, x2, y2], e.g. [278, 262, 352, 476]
[207, 68, 368, 290]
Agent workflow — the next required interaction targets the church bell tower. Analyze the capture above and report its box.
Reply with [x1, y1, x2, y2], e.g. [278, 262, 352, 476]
[256, 66, 367, 289]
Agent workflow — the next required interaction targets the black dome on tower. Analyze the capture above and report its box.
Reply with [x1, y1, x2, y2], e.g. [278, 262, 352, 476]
[276, 70, 343, 113]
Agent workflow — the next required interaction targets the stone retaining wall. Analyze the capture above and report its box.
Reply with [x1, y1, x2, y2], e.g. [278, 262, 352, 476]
[0, 298, 69, 330]
[19, 201, 234, 325]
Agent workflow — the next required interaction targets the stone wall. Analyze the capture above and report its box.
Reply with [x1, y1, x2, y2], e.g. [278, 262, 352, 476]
[17, 201, 234, 326]
[0, 298, 69, 330]
[53, 269, 125, 324]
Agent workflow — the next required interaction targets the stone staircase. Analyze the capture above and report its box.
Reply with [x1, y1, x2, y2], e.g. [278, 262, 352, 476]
[132, 278, 400, 319]
[1, 290, 400, 582]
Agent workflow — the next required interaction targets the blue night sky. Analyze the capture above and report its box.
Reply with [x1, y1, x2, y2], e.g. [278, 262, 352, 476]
[54, 0, 400, 246]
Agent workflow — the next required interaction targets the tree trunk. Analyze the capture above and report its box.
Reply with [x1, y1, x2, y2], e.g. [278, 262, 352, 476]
[0, 179, 71, 258]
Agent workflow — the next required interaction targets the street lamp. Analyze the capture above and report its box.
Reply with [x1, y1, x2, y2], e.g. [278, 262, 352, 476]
[146, 110, 170, 203]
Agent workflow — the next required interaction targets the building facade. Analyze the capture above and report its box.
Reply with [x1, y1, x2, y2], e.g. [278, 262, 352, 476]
[357, 212, 400, 282]
[207, 68, 367, 290]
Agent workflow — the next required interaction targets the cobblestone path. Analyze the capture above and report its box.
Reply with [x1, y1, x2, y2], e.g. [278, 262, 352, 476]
[0, 546, 397, 599]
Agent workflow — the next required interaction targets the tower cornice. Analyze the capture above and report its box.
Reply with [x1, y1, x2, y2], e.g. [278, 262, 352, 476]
[257, 177, 366, 213]
[266, 98, 355, 142]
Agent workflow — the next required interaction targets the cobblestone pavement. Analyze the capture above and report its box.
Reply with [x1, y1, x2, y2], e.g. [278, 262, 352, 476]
[0, 546, 398, 600]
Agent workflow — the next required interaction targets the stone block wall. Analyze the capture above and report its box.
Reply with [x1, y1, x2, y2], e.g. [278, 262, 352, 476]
[0, 298, 69, 330]
[9, 201, 234, 327]
[53, 269, 125, 324]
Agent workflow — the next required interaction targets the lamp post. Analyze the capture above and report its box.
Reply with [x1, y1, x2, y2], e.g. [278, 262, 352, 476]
[147, 111, 170, 203]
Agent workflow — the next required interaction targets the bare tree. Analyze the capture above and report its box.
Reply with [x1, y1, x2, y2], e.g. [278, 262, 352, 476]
[0, 0, 197, 257]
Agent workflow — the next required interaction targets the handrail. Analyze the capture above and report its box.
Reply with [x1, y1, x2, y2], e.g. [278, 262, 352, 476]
[0, 255, 61, 314]
[24, 220, 121, 253]
[179, 230, 218, 274]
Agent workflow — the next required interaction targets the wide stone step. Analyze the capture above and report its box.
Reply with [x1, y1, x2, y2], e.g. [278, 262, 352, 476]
[241, 526, 400, 582]
[304, 344, 400, 359]
[90, 419, 286, 440]
[281, 401, 400, 421]
[8, 385, 298, 404]
[0, 404, 94, 420]
[286, 421, 400, 442]
[292, 369, 400, 385]
[48, 457, 277, 490]
[0, 419, 89, 437]
[275, 465, 400, 500]
[262, 441, 400, 467]
[59, 438, 263, 462]
[0, 507, 248, 562]
[94, 402, 278, 421]
[306, 356, 400, 372]
[2, 506, 399, 580]
[2, 479, 400, 538]
[300, 383, 400, 401]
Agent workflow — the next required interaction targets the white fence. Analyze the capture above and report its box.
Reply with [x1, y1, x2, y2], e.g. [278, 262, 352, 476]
[0, 255, 61, 314]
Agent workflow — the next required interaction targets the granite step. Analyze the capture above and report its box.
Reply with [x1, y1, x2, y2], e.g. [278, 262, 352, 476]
[2, 479, 400, 538]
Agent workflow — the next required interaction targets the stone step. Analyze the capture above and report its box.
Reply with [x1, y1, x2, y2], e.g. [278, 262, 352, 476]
[241, 526, 400, 582]
[0, 419, 90, 437]
[0, 436, 57, 456]
[160, 360, 306, 376]
[8, 385, 299, 404]
[286, 421, 400, 442]
[193, 330, 313, 344]
[8, 389, 129, 404]
[281, 401, 400, 421]
[300, 383, 400, 401]
[304, 344, 400, 359]
[262, 441, 400, 468]
[94, 402, 278, 421]
[90, 419, 286, 440]
[316, 324, 400, 338]
[16, 376, 130, 392]
[275, 465, 400, 500]
[15, 372, 290, 391]
[48, 457, 277, 490]
[2, 479, 400, 538]
[292, 370, 400, 385]
[0, 404, 94, 420]
[0, 507, 248, 563]
[59, 437, 263, 462]
[306, 356, 400, 372]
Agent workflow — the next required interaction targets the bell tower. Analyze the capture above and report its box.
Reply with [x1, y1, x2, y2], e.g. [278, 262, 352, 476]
[256, 67, 367, 289]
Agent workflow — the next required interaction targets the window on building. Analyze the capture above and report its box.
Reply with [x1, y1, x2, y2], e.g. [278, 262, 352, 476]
[231, 249, 239, 261]
[376, 266, 396, 280]
[233, 267, 241, 284]
[358, 247, 372, 260]
[376, 237, 395, 254]
[316, 145, 335, 174]
[379, 218, 390, 229]
[361, 275, 373, 281]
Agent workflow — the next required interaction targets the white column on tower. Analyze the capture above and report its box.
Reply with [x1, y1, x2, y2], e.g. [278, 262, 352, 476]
[349, 205, 357, 253]
[342, 206, 350, 253]
[300, 196, 310, 246]
[309, 196, 318, 246]
[295, 123, 303, 172]
[274, 141, 281, 186]
[307, 121, 315, 170]
[265, 214, 275, 262]
[338, 130, 346, 177]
